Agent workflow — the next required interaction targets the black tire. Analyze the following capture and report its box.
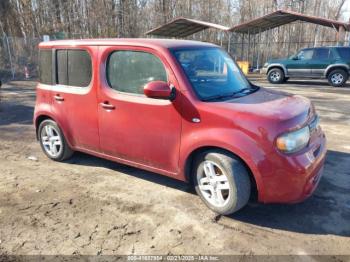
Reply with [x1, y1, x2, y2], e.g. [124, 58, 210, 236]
[267, 68, 285, 84]
[327, 69, 348, 87]
[193, 150, 251, 215]
[38, 119, 74, 161]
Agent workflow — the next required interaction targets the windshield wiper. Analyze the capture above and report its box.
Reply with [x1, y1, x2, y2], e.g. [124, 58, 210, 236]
[233, 86, 259, 95]
[201, 92, 237, 101]
[202, 86, 259, 102]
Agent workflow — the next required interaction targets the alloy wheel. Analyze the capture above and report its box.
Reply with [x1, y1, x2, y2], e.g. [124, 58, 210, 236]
[40, 124, 63, 158]
[197, 160, 230, 207]
[331, 73, 344, 85]
[270, 71, 281, 82]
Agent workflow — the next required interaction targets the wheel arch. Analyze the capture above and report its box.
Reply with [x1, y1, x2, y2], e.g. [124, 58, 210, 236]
[325, 64, 350, 77]
[183, 146, 259, 200]
[267, 64, 288, 76]
[34, 113, 74, 149]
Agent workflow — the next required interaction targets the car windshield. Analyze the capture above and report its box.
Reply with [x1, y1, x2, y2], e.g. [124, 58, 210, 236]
[172, 47, 254, 101]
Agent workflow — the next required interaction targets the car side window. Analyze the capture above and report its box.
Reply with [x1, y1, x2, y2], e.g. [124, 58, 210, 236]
[56, 50, 68, 85]
[312, 48, 331, 60]
[336, 48, 350, 60]
[106, 50, 167, 95]
[297, 49, 314, 60]
[39, 49, 53, 85]
[55, 49, 92, 87]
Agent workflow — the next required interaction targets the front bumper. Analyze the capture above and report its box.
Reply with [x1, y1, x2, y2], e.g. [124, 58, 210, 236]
[260, 67, 268, 74]
[257, 128, 327, 203]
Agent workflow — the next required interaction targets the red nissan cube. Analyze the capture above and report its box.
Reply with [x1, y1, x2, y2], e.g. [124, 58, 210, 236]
[34, 39, 326, 215]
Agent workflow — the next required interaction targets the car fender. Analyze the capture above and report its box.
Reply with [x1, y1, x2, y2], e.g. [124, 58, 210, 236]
[179, 127, 266, 199]
[324, 63, 350, 77]
[267, 63, 288, 76]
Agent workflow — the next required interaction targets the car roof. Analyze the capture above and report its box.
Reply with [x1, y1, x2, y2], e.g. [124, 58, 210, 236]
[39, 38, 217, 49]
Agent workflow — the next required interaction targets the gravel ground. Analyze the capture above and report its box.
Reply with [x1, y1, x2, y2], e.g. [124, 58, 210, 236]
[0, 79, 349, 256]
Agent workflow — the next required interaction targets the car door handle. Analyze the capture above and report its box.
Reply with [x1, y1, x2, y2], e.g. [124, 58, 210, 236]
[54, 94, 64, 101]
[100, 102, 115, 110]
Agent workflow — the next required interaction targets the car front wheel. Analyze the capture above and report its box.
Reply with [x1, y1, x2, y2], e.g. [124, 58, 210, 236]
[193, 150, 251, 215]
[328, 69, 348, 87]
[267, 68, 285, 84]
[38, 119, 74, 161]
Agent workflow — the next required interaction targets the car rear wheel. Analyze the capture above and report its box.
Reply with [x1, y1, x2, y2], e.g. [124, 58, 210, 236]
[193, 150, 251, 215]
[328, 69, 348, 87]
[267, 68, 285, 84]
[38, 119, 74, 161]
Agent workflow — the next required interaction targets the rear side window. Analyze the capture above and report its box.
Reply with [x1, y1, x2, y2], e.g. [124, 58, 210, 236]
[56, 50, 68, 85]
[313, 48, 331, 60]
[39, 50, 52, 85]
[336, 48, 350, 60]
[55, 49, 92, 87]
[106, 51, 167, 95]
[68, 50, 92, 87]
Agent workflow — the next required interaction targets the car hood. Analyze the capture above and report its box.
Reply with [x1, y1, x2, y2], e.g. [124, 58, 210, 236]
[213, 87, 313, 130]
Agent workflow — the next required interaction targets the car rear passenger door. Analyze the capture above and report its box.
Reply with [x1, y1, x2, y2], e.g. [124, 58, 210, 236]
[51, 47, 100, 152]
[309, 48, 334, 77]
[97, 46, 182, 175]
[286, 49, 313, 77]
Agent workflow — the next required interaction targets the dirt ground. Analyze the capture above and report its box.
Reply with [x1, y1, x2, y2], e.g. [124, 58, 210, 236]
[0, 78, 349, 256]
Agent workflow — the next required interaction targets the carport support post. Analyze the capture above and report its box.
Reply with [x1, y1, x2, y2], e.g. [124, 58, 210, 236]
[227, 32, 231, 54]
[266, 28, 271, 61]
[338, 25, 346, 46]
[348, 18, 350, 46]
[247, 30, 250, 65]
[4, 35, 15, 80]
[241, 33, 245, 60]
[256, 29, 261, 70]
[252, 33, 256, 70]
[287, 24, 291, 56]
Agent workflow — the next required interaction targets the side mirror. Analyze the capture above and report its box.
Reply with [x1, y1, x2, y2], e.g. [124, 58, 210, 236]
[291, 55, 298, 60]
[144, 81, 175, 100]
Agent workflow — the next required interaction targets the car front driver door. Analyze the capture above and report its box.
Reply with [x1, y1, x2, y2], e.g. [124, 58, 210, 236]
[286, 49, 314, 77]
[97, 47, 182, 176]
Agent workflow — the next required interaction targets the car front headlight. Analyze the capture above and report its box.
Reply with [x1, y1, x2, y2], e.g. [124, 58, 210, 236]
[276, 126, 310, 153]
[263, 62, 269, 68]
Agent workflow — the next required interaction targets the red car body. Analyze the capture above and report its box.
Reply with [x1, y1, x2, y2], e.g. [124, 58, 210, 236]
[34, 39, 327, 204]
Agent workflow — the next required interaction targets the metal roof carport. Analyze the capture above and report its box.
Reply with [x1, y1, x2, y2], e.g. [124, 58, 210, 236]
[145, 17, 230, 38]
[229, 9, 349, 34]
[227, 10, 350, 69]
[146, 9, 349, 37]
[146, 10, 350, 70]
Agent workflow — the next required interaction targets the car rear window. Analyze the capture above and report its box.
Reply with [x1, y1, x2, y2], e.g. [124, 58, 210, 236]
[55, 49, 92, 87]
[39, 49, 53, 85]
[336, 48, 350, 60]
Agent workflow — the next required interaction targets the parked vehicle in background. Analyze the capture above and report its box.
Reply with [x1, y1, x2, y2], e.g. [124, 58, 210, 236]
[34, 39, 326, 215]
[262, 46, 350, 87]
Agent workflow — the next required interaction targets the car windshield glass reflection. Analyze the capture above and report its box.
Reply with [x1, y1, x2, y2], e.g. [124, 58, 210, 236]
[172, 48, 256, 101]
